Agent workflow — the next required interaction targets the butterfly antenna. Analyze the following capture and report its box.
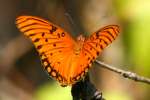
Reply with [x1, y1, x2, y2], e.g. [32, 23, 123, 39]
[65, 13, 83, 36]
[65, 13, 75, 27]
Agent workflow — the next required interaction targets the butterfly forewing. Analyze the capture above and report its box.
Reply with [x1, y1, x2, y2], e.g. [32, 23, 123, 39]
[16, 16, 76, 85]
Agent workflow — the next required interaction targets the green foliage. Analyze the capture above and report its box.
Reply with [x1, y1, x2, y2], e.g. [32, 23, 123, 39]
[105, 90, 132, 100]
[114, 0, 150, 99]
[115, 0, 150, 75]
[34, 82, 71, 100]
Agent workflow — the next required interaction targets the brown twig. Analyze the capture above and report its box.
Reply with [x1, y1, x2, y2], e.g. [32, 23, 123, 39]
[95, 60, 150, 84]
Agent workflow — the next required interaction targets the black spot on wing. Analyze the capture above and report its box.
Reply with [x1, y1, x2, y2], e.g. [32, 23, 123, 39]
[37, 45, 42, 49]
[53, 43, 56, 47]
[45, 39, 48, 42]
[33, 38, 40, 42]
[50, 25, 57, 33]
[61, 32, 65, 37]
[42, 33, 45, 37]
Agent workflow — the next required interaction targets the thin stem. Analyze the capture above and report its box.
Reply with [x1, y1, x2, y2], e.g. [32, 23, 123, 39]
[95, 60, 150, 84]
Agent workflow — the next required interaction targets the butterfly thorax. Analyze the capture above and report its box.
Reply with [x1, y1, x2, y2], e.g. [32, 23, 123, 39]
[74, 35, 85, 55]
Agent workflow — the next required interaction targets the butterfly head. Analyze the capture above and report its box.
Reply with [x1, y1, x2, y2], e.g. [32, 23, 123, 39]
[77, 34, 85, 41]
[74, 35, 85, 55]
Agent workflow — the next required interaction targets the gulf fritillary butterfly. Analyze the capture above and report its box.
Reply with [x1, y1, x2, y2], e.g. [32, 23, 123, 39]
[16, 15, 119, 86]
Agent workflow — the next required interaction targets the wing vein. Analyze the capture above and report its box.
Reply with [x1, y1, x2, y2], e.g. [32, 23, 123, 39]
[82, 47, 93, 57]
[86, 43, 98, 52]
[17, 17, 50, 25]
[19, 23, 50, 29]
[23, 28, 50, 33]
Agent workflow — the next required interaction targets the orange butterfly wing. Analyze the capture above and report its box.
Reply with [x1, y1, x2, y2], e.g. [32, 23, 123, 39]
[71, 25, 120, 83]
[83, 25, 119, 59]
[16, 16, 77, 86]
[16, 15, 120, 86]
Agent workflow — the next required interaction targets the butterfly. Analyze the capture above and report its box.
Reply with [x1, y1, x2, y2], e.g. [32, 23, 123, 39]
[16, 15, 120, 86]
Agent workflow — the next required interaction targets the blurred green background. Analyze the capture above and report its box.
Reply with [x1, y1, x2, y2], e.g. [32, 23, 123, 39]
[0, 0, 150, 100]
